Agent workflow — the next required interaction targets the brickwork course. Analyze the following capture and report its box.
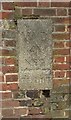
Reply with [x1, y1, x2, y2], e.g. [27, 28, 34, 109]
[0, 0, 71, 119]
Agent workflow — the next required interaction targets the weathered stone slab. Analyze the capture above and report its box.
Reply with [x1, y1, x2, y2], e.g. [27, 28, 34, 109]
[17, 19, 53, 90]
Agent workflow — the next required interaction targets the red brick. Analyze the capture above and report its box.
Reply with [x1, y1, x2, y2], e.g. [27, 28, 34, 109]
[66, 71, 71, 78]
[0, 84, 2, 91]
[2, 2, 14, 10]
[38, 2, 50, 7]
[2, 100, 19, 108]
[1, 49, 16, 56]
[66, 41, 71, 47]
[2, 109, 13, 117]
[6, 75, 18, 82]
[53, 49, 70, 55]
[0, 12, 2, 19]
[57, 9, 67, 16]
[14, 108, 28, 117]
[53, 64, 70, 70]
[53, 79, 70, 89]
[68, 27, 71, 34]
[34, 8, 56, 16]
[22, 9, 32, 15]
[14, 2, 37, 7]
[68, 25, 71, 32]
[55, 71, 65, 78]
[28, 107, 42, 115]
[54, 56, 64, 63]
[69, 1, 71, 7]
[2, 92, 12, 99]
[1, 66, 17, 74]
[66, 56, 71, 62]
[55, 25, 65, 32]
[54, 42, 64, 48]
[2, 83, 18, 91]
[1, 57, 16, 66]
[53, 17, 70, 24]
[51, 2, 69, 7]
[52, 33, 69, 40]
[69, 9, 71, 15]
[5, 58, 16, 65]
[0, 75, 4, 82]
[5, 40, 16, 47]
[2, 12, 14, 19]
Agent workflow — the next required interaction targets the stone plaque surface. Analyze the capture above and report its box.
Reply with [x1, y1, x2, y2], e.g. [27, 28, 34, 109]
[17, 19, 52, 90]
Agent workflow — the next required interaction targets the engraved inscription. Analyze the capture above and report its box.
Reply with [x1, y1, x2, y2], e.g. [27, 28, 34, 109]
[17, 19, 52, 90]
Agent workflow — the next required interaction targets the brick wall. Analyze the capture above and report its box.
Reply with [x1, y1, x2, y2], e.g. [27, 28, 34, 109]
[0, 1, 71, 119]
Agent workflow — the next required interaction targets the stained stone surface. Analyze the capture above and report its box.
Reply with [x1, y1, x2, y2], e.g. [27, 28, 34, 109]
[17, 19, 53, 90]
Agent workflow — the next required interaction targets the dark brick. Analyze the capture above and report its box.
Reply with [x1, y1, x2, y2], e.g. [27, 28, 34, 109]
[19, 99, 32, 107]
[53, 49, 70, 55]
[14, 2, 37, 7]
[57, 9, 67, 16]
[52, 33, 69, 40]
[53, 17, 70, 24]
[68, 9, 71, 15]
[20, 115, 52, 119]
[22, 9, 32, 15]
[5, 40, 16, 47]
[26, 90, 40, 99]
[51, 2, 69, 7]
[38, 2, 50, 7]
[53, 79, 70, 89]
[2, 2, 14, 10]
[55, 25, 65, 32]
[6, 75, 18, 82]
[54, 41, 64, 48]
[34, 9, 56, 16]
[55, 71, 65, 78]
[2, 118, 19, 120]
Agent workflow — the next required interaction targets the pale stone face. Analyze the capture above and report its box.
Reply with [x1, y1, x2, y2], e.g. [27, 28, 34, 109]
[17, 19, 53, 90]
